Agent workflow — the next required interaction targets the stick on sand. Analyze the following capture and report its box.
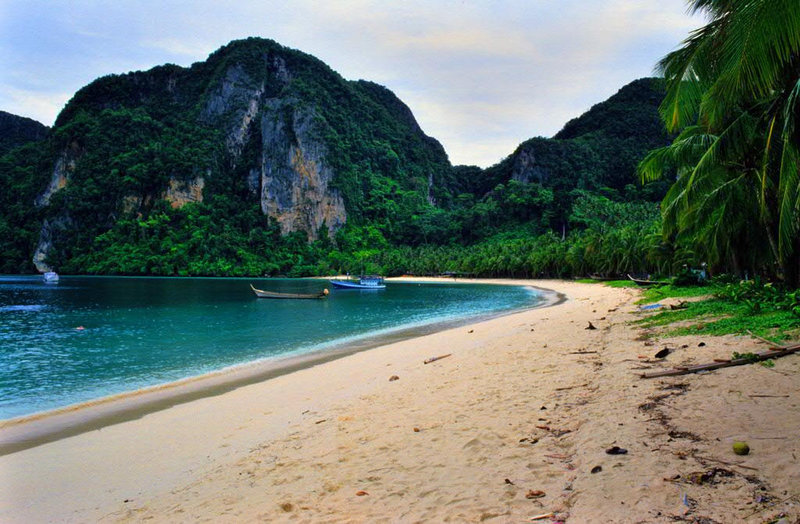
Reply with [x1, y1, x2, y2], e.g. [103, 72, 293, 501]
[641, 344, 800, 378]
[424, 353, 452, 364]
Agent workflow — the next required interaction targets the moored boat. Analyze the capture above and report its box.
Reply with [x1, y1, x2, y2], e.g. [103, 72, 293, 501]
[43, 271, 59, 284]
[329, 275, 386, 289]
[250, 284, 329, 299]
[627, 274, 669, 286]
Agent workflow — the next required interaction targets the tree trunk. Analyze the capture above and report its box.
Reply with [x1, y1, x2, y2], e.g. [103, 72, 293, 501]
[729, 250, 741, 278]
[764, 224, 787, 283]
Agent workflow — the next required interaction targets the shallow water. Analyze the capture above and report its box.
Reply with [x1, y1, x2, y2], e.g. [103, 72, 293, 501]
[0, 276, 540, 419]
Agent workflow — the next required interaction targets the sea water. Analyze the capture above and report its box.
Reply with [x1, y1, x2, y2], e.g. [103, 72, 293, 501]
[0, 276, 541, 419]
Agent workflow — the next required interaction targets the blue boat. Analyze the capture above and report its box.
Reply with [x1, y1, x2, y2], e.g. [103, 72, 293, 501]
[329, 275, 386, 289]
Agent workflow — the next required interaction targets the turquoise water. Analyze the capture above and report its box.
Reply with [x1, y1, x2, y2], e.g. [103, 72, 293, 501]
[0, 276, 541, 419]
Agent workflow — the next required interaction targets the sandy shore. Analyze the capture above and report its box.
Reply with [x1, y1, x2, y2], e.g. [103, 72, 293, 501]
[1, 278, 798, 522]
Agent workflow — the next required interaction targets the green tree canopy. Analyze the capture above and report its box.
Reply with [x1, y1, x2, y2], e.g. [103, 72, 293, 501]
[640, 0, 800, 285]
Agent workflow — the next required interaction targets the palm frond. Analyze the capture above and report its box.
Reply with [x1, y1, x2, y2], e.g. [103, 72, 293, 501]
[657, 21, 719, 132]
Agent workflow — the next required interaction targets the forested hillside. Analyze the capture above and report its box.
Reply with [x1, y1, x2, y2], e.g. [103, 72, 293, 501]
[0, 111, 48, 156]
[0, 38, 675, 277]
[0, 38, 451, 274]
[347, 78, 674, 278]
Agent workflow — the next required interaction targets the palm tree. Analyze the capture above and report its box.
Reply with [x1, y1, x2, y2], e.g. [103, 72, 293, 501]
[639, 0, 800, 285]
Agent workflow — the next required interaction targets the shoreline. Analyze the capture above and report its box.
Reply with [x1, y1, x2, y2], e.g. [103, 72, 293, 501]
[2, 278, 797, 523]
[0, 278, 563, 456]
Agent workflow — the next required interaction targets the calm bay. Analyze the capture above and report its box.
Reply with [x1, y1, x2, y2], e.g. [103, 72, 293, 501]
[0, 276, 541, 419]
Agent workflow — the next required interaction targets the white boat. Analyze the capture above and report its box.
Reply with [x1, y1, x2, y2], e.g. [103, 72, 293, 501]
[329, 275, 386, 289]
[43, 271, 59, 283]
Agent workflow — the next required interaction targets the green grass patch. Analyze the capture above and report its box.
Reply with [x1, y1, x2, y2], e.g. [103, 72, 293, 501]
[636, 297, 733, 327]
[636, 296, 800, 341]
[603, 280, 640, 288]
[667, 310, 799, 340]
[638, 284, 717, 303]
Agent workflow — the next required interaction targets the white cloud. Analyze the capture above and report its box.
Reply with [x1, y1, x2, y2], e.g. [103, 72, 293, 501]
[0, 86, 71, 127]
[141, 38, 214, 59]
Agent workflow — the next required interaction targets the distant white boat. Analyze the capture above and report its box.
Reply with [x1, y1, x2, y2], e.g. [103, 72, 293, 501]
[43, 271, 59, 284]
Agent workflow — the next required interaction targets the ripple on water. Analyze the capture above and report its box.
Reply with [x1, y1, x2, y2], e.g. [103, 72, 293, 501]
[0, 304, 47, 312]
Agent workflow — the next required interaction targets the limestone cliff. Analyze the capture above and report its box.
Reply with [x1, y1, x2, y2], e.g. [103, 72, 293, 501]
[258, 102, 345, 239]
[164, 176, 206, 209]
[32, 141, 83, 271]
[197, 54, 345, 239]
[24, 37, 451, 271]
[32, 215, 73, 272]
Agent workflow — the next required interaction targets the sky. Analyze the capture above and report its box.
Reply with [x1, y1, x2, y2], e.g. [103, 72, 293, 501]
[0, 1, 701, 167]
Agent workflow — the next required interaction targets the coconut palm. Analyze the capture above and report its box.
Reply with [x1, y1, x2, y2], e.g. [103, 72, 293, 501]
[640, 0, 800, 285]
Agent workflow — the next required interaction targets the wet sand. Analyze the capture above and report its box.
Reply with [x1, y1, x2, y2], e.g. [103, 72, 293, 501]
[0, 278, 798, 522]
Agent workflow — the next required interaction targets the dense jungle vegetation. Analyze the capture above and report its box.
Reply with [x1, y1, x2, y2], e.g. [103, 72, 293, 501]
[640, 0, 800, 287]
[0, 69, 671, 277]
[1, 4, 798, 288]
[0, 111, 48, 156]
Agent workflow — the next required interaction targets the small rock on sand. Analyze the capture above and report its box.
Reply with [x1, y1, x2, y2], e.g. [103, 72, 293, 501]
[525, 489, 546, 499]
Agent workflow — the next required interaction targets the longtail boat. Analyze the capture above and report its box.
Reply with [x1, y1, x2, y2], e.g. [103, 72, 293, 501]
[627, 274, 670, 286]
[250, 284, 329, 299]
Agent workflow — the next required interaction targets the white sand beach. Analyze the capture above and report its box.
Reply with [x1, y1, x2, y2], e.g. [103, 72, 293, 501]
[1, 278, 798, 523]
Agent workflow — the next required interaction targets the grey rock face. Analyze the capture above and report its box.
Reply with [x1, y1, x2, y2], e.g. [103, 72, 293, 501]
[201, 60, 346, 239]
[32, 143, 83, 270]
[426, 173, 436, 206]
[35, 155, 70, 208]
[202, 64, 268, 158]
[32, 49, 350, 270]
[258, 100, 346, 240]
[511, 146, 549, 185]
[164, 175, 206, 208]
[35, 142, 82, 207]
[33, 215, 73, 272]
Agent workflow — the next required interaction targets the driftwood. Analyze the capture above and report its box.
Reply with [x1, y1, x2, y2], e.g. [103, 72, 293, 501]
[640, 343, 800, 378]
[423, 353, 452, 364]
[746, 330, 784, 347]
